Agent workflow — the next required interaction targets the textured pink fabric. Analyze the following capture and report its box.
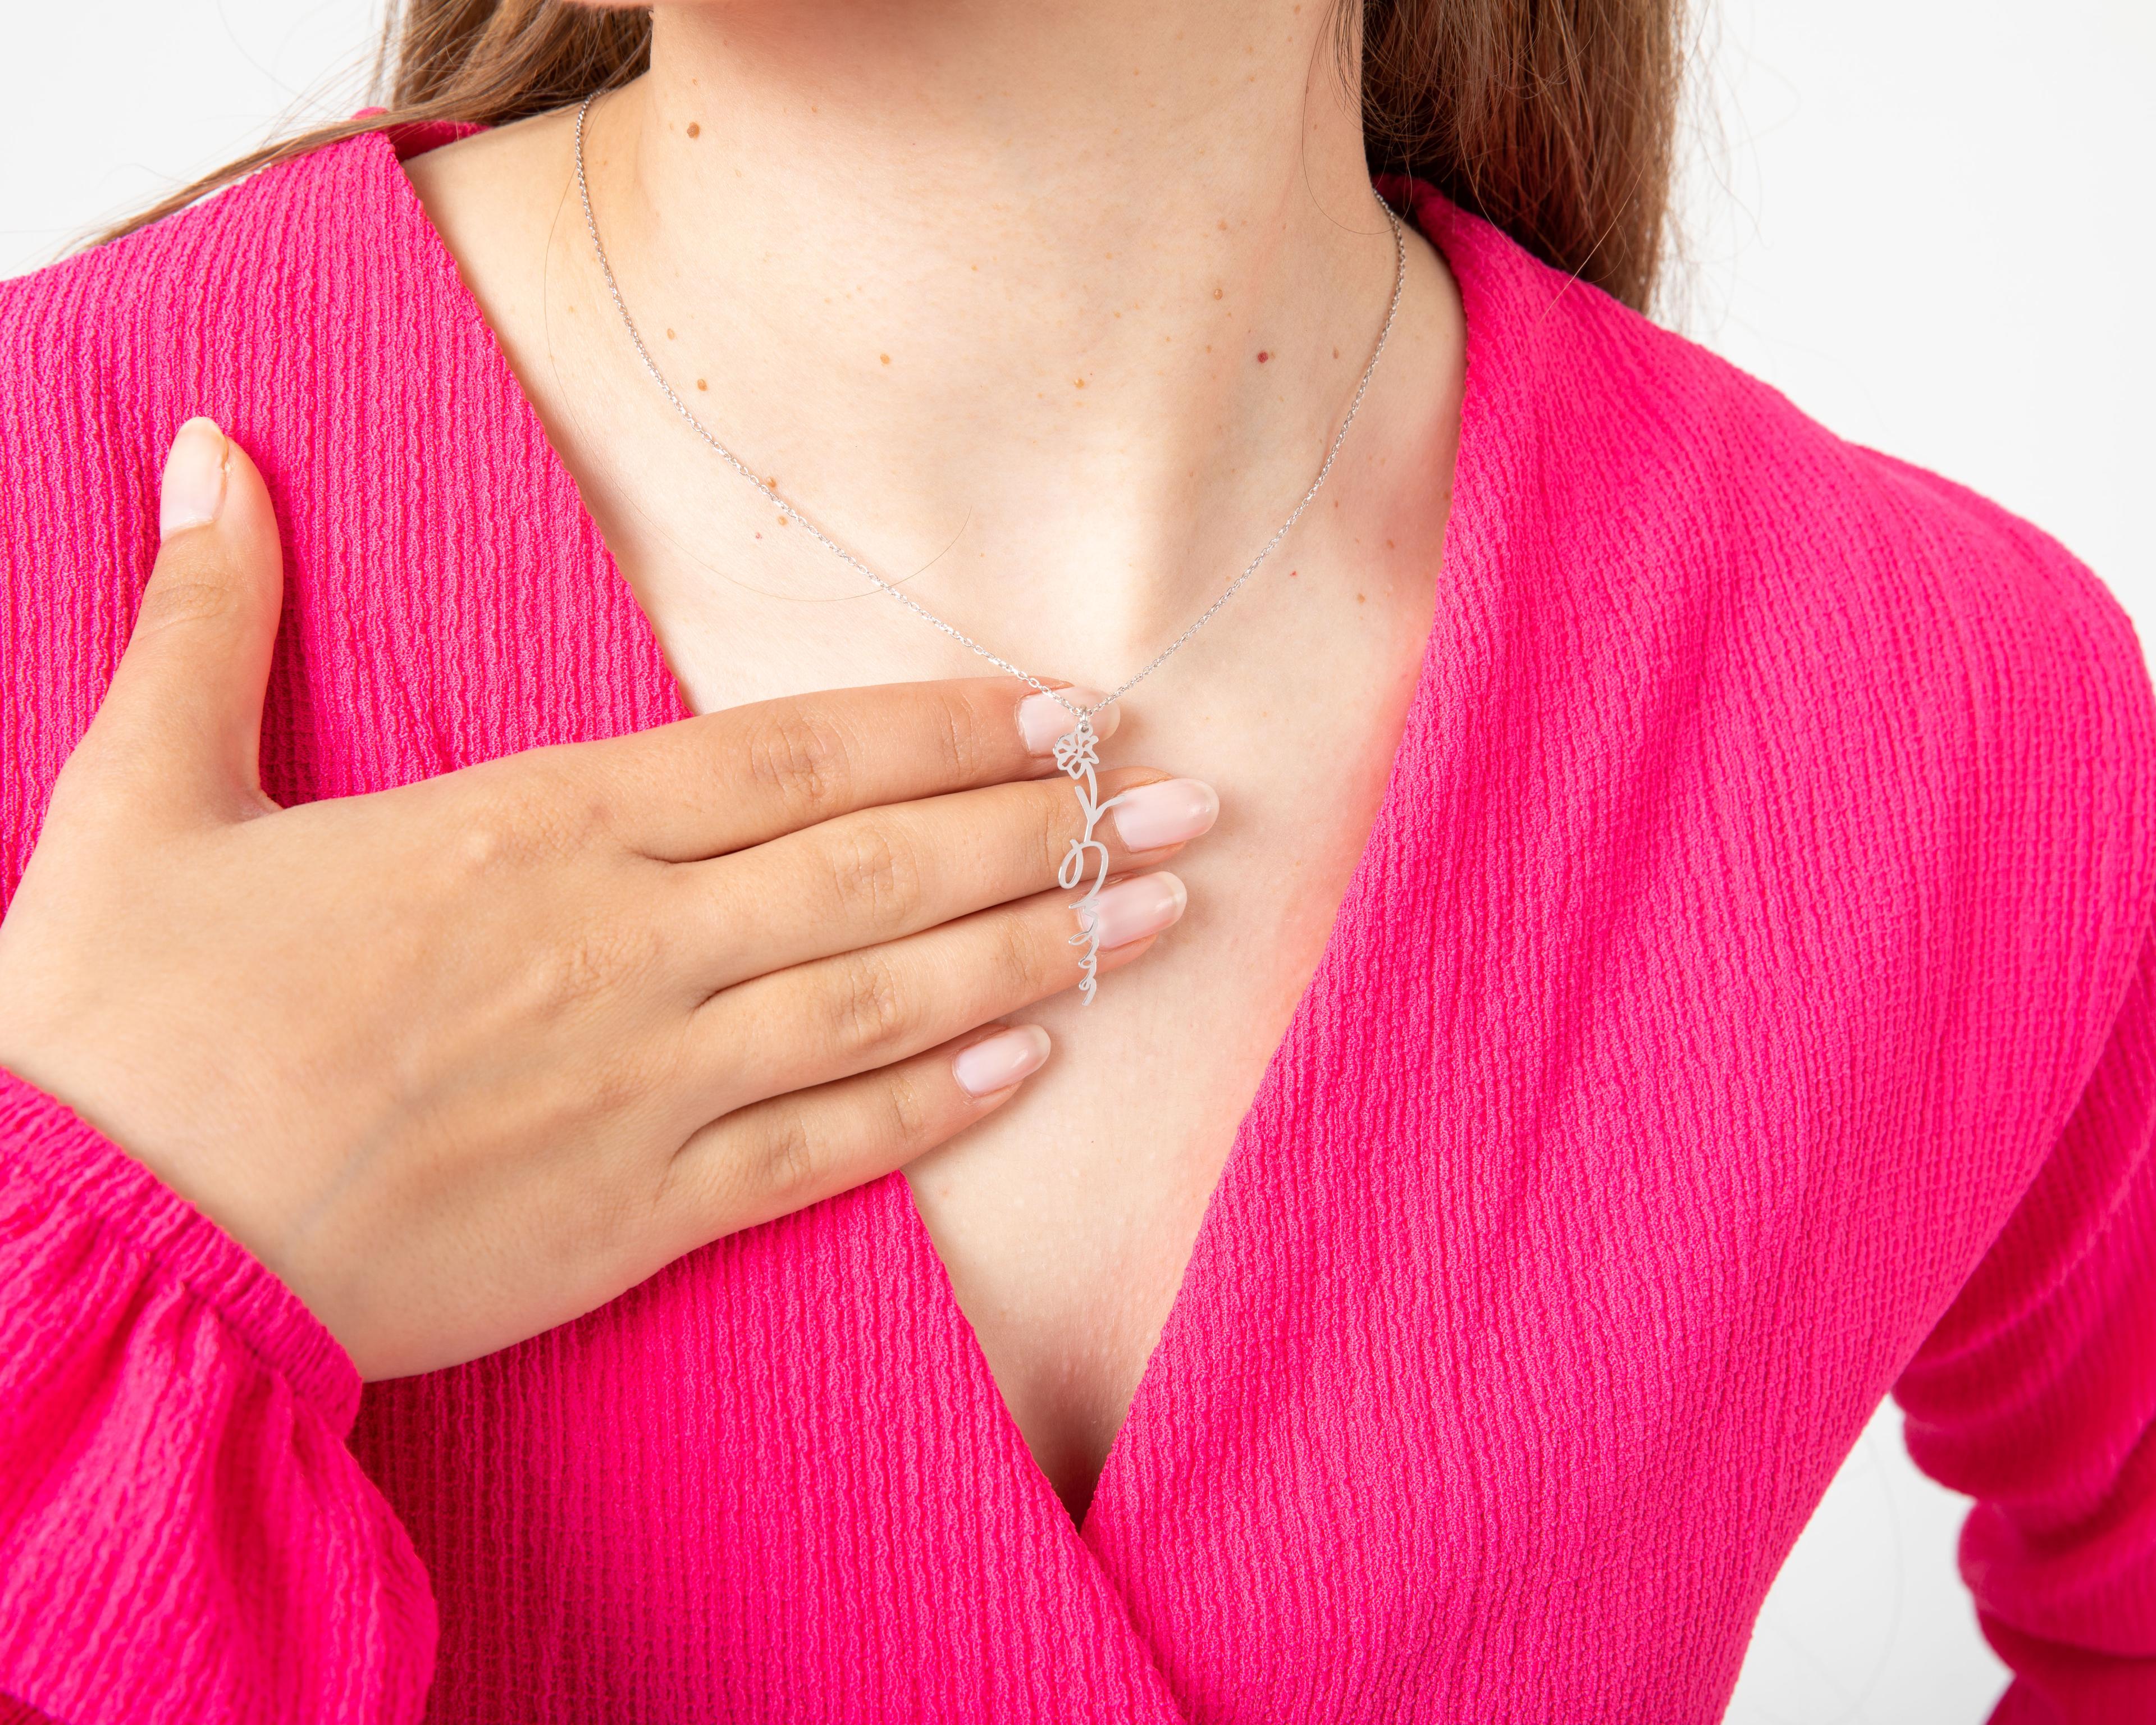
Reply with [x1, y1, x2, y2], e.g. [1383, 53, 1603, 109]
[2, 121, 2154, 1724]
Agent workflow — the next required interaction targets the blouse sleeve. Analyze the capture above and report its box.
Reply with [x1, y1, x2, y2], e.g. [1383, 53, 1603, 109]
[1894, 910, 2156, 1722]
[0, 1067, 436, 1724]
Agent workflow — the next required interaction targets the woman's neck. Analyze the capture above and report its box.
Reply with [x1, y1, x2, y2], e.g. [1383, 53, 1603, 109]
[572, 0, 1409, 655]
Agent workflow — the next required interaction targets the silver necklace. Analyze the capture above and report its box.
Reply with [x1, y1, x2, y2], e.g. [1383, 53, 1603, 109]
[573, 92, 1408, 1001]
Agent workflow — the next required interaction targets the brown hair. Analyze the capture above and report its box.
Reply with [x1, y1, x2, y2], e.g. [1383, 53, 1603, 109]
[81, 0, 1683, 312]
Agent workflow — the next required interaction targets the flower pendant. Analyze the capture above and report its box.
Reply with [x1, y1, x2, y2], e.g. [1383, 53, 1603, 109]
[1052, 714, 1130, 1004]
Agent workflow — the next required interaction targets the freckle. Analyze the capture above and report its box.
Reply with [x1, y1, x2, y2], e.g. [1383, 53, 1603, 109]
[665, 327, 676, 340]
[1217, 219, 1227, 231]
[696, 378, 708, 390]
[778, 515, 790, 528]
[1356, 592, 1367, 603]
[880, 353, 890, 364]
[1387, 539, 1396, 549]
[686, 122, 701, 138]
[766, 477, 778, 488]
[1333, 346, 1340, 359]
[1257, 351, 1270, 363]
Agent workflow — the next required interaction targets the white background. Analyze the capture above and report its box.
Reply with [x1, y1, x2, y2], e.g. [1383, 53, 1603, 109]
[5, 3, 2150, 1718]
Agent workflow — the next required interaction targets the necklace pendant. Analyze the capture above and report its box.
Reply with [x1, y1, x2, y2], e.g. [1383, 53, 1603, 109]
[1053, 714, 1129, 1005]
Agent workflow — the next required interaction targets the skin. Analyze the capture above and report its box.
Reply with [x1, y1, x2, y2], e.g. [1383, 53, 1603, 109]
[1, 0, 1465, 1526]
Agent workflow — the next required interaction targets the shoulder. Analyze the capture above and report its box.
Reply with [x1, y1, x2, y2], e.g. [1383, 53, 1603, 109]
[1417, 178, 2138, 678]
[0, 119, 483, 570]
[1, 126, 414, 390]
[1404, 177, 2156, 1019]
[1, 124, 460, 447]
[0, 127, 418, 551]
[1412, 176, 2153, 804]
[0, 125, 400, 538]
[0, 117, 465, 553]
[0, 127, 418, 892]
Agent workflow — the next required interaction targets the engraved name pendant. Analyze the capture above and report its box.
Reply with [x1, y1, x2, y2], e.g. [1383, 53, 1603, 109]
[1052, 714, 1130, 1004]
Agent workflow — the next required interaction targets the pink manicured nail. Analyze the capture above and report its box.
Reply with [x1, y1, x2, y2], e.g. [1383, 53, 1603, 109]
[159, 416, 228, 541]
[953, 1025, 1052, 1097]
[1088, 871, 1187, 949]
[1018, 687, 1120, 755]
[1110, 778, 1218, 851]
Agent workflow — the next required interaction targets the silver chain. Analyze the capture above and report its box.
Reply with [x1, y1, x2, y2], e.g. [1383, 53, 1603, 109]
[573, 91, 1408, 731]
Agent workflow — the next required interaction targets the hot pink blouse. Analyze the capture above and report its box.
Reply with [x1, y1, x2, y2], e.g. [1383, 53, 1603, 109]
[2, 121, 2153, 1724]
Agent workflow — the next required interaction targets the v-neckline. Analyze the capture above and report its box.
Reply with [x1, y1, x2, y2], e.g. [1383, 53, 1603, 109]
[364, 116, 1494, 1554]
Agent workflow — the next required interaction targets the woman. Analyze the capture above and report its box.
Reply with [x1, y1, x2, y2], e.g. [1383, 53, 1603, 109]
[0, 0, 2149, 1718]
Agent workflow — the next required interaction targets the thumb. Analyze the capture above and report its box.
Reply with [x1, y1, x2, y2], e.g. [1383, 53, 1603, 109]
[86, 416, 286, 824]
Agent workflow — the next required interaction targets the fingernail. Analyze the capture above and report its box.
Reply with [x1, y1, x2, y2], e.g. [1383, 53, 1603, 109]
[953, 1024, 1052, 1097]
[1018, 687, 1121, 755]
[1087, 871, 1187, 949]
[1110, 778, 1218, 851]
[159, 417, 229, 541]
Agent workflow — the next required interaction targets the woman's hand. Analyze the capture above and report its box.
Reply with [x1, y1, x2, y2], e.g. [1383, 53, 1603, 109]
[0, 417, 1216, 1380]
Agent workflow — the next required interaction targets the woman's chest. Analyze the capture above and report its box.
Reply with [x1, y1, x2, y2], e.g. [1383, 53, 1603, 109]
[353, 778, 2002, 1725]
[613, 512, 1443, 1525]
[329, 447, 2026, 1718]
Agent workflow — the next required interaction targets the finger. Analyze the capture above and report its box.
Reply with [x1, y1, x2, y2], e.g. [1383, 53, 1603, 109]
[657, 1022, 1053, 1247]
[574, 676, 1121, 862]
[76, 417, 285, 826]
[690, 870, 1187, 1117]
[677, 768, 1218, 989]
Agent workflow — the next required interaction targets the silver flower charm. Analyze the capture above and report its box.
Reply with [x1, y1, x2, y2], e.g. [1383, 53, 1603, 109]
[1052, 717, 1101, 778]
